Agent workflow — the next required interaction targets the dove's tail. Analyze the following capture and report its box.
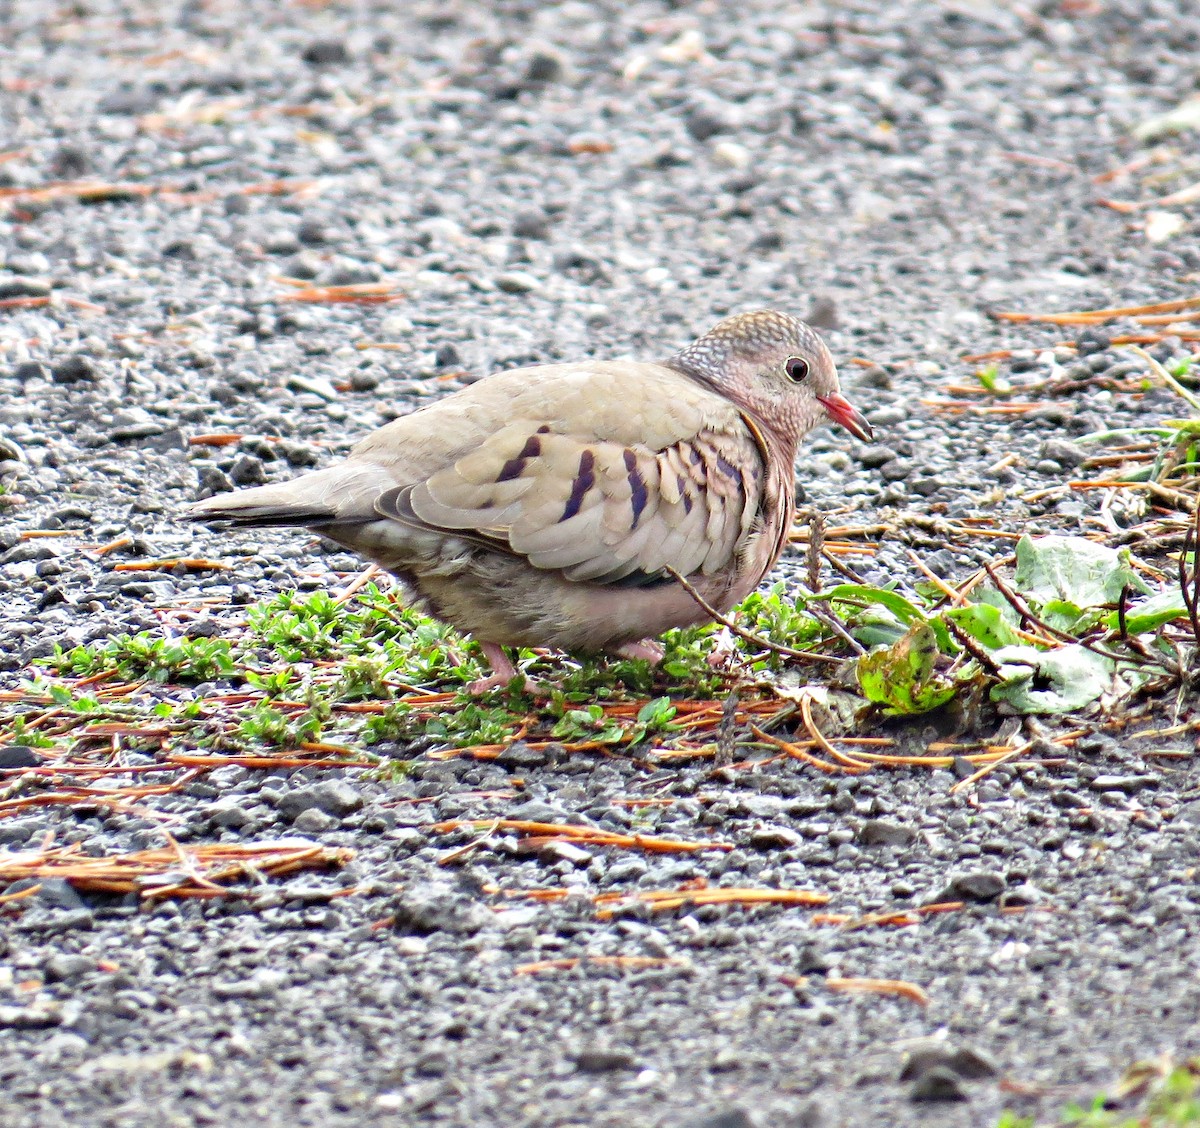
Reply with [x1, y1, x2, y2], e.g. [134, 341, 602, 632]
[187, 489, 335, 527]
[186, 464, 390, 528]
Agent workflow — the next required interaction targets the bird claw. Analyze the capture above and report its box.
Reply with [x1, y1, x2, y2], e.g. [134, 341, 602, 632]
[615, 639, 666, 665]
[467, 641, 546, 697]
[465, 671, 546, 697]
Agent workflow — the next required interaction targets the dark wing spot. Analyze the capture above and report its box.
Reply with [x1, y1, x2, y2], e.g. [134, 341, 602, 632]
[496, 433, 543, 482]
[496, 457, 525, 482]
[678, 475, 693, 514]
[689, 447, 703, 465]
[561, 449, 596, 522]
[624, 449, 648, 528]
[716, 455, 740, 480]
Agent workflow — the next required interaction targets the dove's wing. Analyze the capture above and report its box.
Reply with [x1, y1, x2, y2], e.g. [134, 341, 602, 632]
[369, 364, 769, 585]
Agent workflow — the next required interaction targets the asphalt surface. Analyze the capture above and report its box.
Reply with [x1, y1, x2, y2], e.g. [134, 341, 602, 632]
[3, 2, 1200, 1126]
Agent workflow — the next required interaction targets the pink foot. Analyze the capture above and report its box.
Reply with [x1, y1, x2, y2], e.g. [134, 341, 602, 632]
[466, 641, 544, 696]
[615, 638, 665, 665]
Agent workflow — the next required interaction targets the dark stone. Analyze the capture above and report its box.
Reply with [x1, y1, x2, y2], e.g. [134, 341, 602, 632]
[495, 742, 549, 768]
[52, 355, 98, 384]
[945, 871, 1005, 902]
[693, 1112, 757, 1128]
[858, 819, 916, 847]
[13, 361, 49, 382]
[909, 1065, 969, 1102]
[276, 781, 364, 820]
[36, 878, 89, 911]
[1039, 439, 1086, 468]
[857, 446, 898, 468]
[572, 1047, 637, 1073]
[685, 104, 735, 142]
[0, 746, 41, 769]
[804, 296, 840, 330]
[391, 883, 492, 936]
[229, 453, 266, 486]
[512, 208, 552, 240]
[302, 39, 350, 65]
[1088, 775, 1157, 794]
[435, 343, 462, 369]
[99, 85, 161, 115]
[1076, 328, 1110, 356]
[43, 954, 94, 982]
[902, 1042, 997, 1101]
[0, 277, 51, 299]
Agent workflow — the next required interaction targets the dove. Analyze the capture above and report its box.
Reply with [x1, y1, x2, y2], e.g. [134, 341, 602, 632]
[188, 310, 873, 691]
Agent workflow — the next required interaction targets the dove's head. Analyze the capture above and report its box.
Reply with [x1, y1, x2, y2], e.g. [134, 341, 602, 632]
[669, 310, 873, 448]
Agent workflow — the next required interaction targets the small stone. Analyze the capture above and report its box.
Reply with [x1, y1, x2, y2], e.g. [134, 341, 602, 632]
[1076, 328, 1110, 356]
[944, 871, 1005, 902]
[229, 453, 266, 486]
[43, 954, 94, 982]
[286, 374, 339, 401]
[0, 1005, 62, 1029]
[1039, 439, 1087, 468]
[1025, 947, 1060, 970]
[858, 820, 916, 847]
[902, 1041, 997, 1092]
[749, 825, 802, 849]
[52, 355, 98, 384]
[302, 39, 349, 65]
[293, 808, 337, 834]
[857, 445, 898, 468]
[264, 231, 302, 255]
[538, 840, 592, 866]
[391, 882, 493, 936]
[212, 969, 287, 999]
[909, 1065, 969, 1102]
[495, 742, 549, 768]
[999, 883, 1046, 908]
[573, 1047, 637, 1073]
[696, 1111, 757, 1128]
[434, 343, 462, 369]
[276, 780, 364, 820]
[37, 877, 88, 911]
[685, 103, 735, 142]
[196, 465, 234, 498]
[0, 276, 52, 299]
[712, 142, 751, 169]
[1173, 799, 1200, 826]
[1089, 775, 1157, 794]
[0, 746, 40, 769]
[511, 208, 552, 240]
[13, 361, 49, 382]
[495, 270, 541, 294]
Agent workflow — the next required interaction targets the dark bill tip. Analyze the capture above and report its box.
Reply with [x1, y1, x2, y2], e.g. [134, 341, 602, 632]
[817, 392, 874, 442]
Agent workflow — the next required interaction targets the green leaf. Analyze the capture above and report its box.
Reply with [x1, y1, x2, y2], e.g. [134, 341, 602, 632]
[857, 621, 957, 716]
[1013, 535, 1149, 610]
[1102, 587, 1192, 635]
[943, 603, 1022, 649]
[826, 583, 953, 652]
[989, 644, 1115, 714]
[825, 583, 925, 623]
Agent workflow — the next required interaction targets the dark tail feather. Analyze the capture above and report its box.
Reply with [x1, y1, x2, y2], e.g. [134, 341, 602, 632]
[187, 507, 336, 529]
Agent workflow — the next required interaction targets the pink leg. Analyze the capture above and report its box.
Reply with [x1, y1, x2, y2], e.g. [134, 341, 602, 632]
[466, 642, 520, 694]
[615, 638, 665, 665]
[466, 642, 546, 696]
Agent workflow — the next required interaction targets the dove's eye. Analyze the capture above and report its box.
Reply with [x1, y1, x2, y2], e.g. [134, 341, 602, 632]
[785, 356, 809, 382]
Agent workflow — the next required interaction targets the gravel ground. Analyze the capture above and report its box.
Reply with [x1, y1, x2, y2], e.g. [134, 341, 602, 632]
[3, 2, 1200, 1125]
